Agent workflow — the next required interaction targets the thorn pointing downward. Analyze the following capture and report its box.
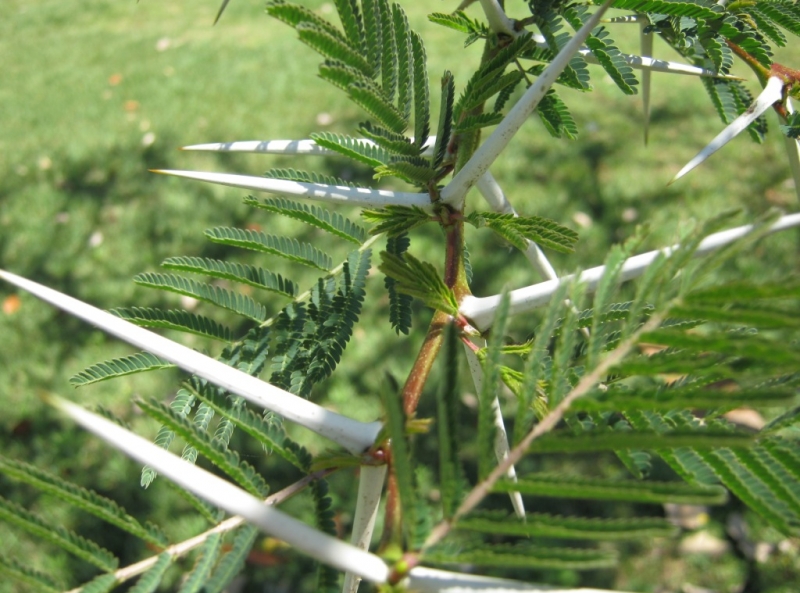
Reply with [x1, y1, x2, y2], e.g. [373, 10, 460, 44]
[670, 77, 784, 184]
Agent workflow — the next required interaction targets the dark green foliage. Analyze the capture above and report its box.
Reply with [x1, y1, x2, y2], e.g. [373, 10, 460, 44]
[309, 478, 339, 592]
[162, 256, 297, 298]
[453, 112, 504, 133]
[382, 379, 418, 545]
[756, 0, 800, 37]
[0, 556, 61, 593]
[142, 388, 196, 488]
[70, 352, 175, 387]
[77, 573, 117, 593]
[384, 233, 414, 334]
[378, 251, 458, 316]
[458, 511, 677, 540]
[535, 88, 579, 138]
[455, 34, 534, 122]
[495, 474, 728, 504]
[311, 131, 391, 167]
[202, 526, 258, 593]
[9, 1, 800, 590]
[244, 197, 367, 244]
[128, 553, 171, 593]
[436, 324, 463, 517]
[267, 0, 441, 184]
[478, 291, 510, 479]
[136, 398, 270, 497]
[262, 166, 358, 188]
[133, 272, 267, 322]
[411, 32, 430, 148]
[428, 11, 489, 45]
[780, 111, 800, 138]
[424, 544, 618, 570]
[191, 386, 311, 470]
[0, 496, 118, 571]
[349, 81, 408, 133]
[177, 533, 223, 593]
[0, 456, 168, 547]
[465, 211, 579, 253]
[608, 0, 719, 20]
[534, 6, 591, 90]
[358, 121, 420, 156]
[433, 71, 455, 168]
[564, 5, 638, 94]
[361, 205, 432, 236]
[111, 307, 234, 341]
[267, 250, 371, 396]
[204, 227, 333, 271]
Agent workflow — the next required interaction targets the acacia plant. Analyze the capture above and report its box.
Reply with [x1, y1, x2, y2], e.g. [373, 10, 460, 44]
[2, 0, 800, 591]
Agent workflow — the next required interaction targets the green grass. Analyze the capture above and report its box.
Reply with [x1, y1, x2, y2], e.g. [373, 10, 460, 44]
[1, 1, 799, 591]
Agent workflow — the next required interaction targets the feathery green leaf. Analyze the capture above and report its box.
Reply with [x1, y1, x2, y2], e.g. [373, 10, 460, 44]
[204, 227, 332, 271]
[424, 544, 617, 570]
[0, 456, 168, 547]
[70, 352, 174, 387]
[244, 196, 367, 244]
[136, 398, 269, 497]
[362, 205, 432, 236]
[162, 256, 297, 298]
[310, 131, 391, 167]
[496, 473, 728, 504]
[178, 533, 223, 593]
[466, 211, 578, 253]
[128, 553, 172, 593]
[458, 510, 677, 540]
[378, 251, 458, 315]
[437, 323, 463, 517]
[384, 233, 413, 334]
[0, 555, 61, 593]
[203, 526, 259, 593]
[111, 307, 233, 341]
[0, 496, 118, 570]
[77, 573, 117, 593]
[358, 121, 421, 156]
[134, 272, 267, 322]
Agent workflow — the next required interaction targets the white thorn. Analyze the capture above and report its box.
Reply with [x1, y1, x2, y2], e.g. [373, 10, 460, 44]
[0, 269, 382, 454]
[152, 170, 433, 209]
[342, 464, 387, 593]
[460, 213, 800, 331]
[671, 76, 784, 184]
[464, 344, 526, 518]
[48, 395, 389, 584]
[440, 1, 614, 207]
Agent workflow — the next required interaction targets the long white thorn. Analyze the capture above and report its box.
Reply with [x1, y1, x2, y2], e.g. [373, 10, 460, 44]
[342, 464, 387, 593]
[0, 270, 382, 454]
[182, 137, 437, 158]
[47, 395, 389, 584]
[182, 139, 331, 155]
[640, 18, 653, 145]
[440, 0, 614, 207]
[475, 172, 560, 281]
[671, 76, 784, 184]
[151, 170, 433, 209]
[577, 49, 740, 79]
[464, 344, 525, 518]
[460, 213, 800, 331]
[478, 0, 519, 37]
[406, 566, 633, 592]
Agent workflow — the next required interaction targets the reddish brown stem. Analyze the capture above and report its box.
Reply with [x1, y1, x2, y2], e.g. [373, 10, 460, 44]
[401, 311, 449, 416]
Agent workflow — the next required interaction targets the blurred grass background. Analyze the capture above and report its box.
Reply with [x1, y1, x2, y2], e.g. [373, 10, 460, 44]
[0, 0, 798, 591]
